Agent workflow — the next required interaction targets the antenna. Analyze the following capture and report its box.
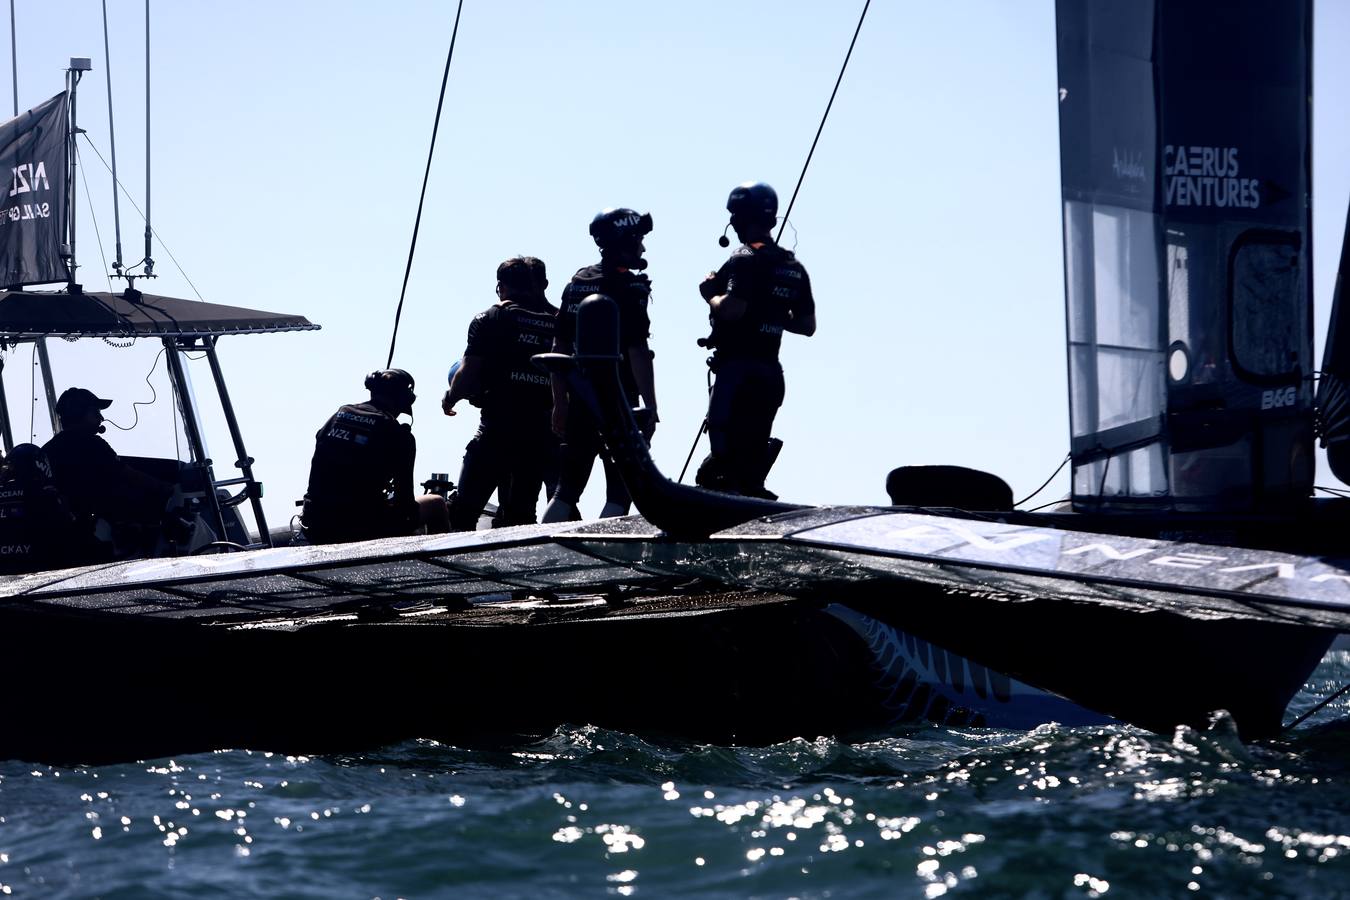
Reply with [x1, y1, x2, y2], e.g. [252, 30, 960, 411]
[65, 56, 92, 288]
[8, 0, 16, 116]
[101, 0, 126, 284]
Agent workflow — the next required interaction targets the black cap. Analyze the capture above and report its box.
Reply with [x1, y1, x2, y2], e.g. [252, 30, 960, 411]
[54, 387, 112, 418]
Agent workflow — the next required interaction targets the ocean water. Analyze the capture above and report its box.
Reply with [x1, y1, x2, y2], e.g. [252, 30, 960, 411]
[3, 653, 1349, 899]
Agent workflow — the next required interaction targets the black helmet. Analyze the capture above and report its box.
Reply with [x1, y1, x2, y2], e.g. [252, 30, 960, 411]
[726, 181, 778, 223]
[365, 368, 416, 413]
[589, 208, 653, 250]
[6, 443, 53, 484]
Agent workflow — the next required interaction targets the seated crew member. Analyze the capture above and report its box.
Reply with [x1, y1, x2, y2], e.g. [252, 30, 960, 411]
[0, 443, 106, 574]
[696, 181, 816, 498]
[42, 387, 175, 540]
[542, 207, 659, 523]
[301, 369, 448, 544]
[443, 256, 560, 531]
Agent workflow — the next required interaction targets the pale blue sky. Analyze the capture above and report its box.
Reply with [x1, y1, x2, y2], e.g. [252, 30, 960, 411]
[3, 1, 1348, 530]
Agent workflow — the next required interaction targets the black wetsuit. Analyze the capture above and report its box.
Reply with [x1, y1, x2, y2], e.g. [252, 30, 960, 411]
[554, 263, 653, 511]
[699, 241, 814, 495]
[447, 297, 560, 531]
[301, 401, 419, 544]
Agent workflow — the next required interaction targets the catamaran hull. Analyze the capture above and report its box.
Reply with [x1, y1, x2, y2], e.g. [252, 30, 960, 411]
[0, 564, 1327, 762]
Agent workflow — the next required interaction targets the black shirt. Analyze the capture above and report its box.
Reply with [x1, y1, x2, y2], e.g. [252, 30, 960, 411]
[463, 297, 559, 424]
[302, 401, 418, 541]
[0, 476, 90, 573]
[43, 429, 125, 520]
[708, 243, 814, 362]
[557, 264, 651, 396]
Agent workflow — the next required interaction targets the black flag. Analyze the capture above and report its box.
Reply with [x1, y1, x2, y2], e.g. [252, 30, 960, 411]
[0, 92, 69, 287]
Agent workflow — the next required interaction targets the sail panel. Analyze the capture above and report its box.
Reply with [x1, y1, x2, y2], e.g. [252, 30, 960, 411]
[0, 93, 69, 287]
[1056, 0, 1313, 512]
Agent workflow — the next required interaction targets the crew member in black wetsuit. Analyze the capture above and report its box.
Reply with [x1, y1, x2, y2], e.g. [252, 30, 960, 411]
[0, 443, 104, 574]
[443, 256, 560, 531]
[43, 387, 174, 538]
[696, 182, 816, 498]
[542, 208, 659, 522]
[301, 369, 448, 544]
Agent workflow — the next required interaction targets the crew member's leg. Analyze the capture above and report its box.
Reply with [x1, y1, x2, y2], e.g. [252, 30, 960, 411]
[697, 358, 745, 493]
[731, 362, 785, 496]
[543, 402, 600, 522]
[447, 426, 507, 531]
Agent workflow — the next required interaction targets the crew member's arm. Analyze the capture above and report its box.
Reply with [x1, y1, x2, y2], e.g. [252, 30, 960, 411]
[785, 266, 817, 336]
[442, 357, 486, 416]
[702, 264, 745, 322]
[785, 312, 816, 336]
[627, 343, 658, 423]
[119, 462, 174, 502]
[550, 371, 569, 437]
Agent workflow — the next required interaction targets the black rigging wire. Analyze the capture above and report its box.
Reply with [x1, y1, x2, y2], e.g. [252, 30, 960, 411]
[75, 143, 115, 292]
[79, 134, 204, 300]
[385, 0, 465, 369]
[1015, 452, 1071, 509]
[775, 0, 871, 244]
[1284, 681, 1350, 732]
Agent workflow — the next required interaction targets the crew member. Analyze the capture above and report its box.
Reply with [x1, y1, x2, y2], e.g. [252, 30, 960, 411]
[43, 387, 175, 536]
[443, 256, 560, 530]
[696, 182, 816, 498]
[0, 443, 104, 574]
[301, 369, 448, 544]
[543, 207, 658, 522]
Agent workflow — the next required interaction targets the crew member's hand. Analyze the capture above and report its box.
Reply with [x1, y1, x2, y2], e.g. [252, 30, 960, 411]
[441, 390, 457, 416]
[552, 404, 568, 438]
[699, 272, 721, 302]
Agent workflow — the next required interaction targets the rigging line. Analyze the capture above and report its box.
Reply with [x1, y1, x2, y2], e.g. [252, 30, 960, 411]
[775, 0, 871, 244]
[78, 134, 205, 300]
[678, 365, 715, 483]
[385, 0, 465, 369]
[1283, 681, 1350, 732]
[104, 345, 165, 432]
[1014, 452, 1071, 509]
[74, 144, 115, 292]
[101, 0, 125, 271]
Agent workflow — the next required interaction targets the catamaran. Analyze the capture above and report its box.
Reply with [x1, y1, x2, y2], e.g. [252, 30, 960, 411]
[2, 0, 1350, 762]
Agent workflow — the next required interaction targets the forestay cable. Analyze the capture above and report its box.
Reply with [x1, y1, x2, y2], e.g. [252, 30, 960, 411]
[776, 0, 871, 243]
[385, 0, 465, 369]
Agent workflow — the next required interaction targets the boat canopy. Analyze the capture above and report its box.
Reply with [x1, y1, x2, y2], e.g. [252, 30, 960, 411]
[0, 289, 318, 340]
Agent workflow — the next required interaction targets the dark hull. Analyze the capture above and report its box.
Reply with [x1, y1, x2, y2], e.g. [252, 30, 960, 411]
[1, 569, 1330, 763]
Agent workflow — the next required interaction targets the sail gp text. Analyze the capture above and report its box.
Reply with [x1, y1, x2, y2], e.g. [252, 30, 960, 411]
[0, 201, 53, 227]
[1164, 145, 1260, 209]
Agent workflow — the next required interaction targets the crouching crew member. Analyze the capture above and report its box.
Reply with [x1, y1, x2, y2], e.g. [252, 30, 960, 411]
[302, 369, 448, 544]
[0, 443, 105, 574]
[697, 182, 816, 499]
[543, 207, 658, 522]
[443, 256, 559, 531]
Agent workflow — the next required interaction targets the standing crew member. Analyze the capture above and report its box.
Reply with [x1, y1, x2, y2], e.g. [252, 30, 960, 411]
[301, 369, 447, 544]
[697, 182, 816, 498]
[443, 256, 559, 530]
[543, 207, 658, 522]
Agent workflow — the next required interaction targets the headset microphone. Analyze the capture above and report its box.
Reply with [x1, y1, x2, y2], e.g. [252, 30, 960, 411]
[717, 223, 731, 248]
